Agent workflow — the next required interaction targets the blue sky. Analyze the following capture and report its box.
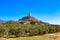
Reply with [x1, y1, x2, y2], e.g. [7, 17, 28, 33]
[0, 0, 60, 25]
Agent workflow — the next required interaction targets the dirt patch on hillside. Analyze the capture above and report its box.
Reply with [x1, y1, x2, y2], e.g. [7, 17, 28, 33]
[48, 32, 60, 40]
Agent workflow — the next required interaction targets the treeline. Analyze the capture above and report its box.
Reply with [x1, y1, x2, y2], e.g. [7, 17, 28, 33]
[0, 21, 60, 38]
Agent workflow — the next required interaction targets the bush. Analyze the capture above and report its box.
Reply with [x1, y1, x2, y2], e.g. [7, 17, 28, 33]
[0, 26, 5, 37]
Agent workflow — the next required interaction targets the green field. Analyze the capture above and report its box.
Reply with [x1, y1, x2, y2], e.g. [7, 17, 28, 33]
[6, 35, 51, 40]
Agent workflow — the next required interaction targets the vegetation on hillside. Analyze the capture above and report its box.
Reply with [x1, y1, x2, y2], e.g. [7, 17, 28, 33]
[0, 21, 60, 38]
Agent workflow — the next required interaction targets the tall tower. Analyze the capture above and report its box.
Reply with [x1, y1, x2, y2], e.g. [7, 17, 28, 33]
[28, 12, 32, 16]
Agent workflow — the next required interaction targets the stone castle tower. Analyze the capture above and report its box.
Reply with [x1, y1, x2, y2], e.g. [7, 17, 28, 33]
[28, 12, 32, 17]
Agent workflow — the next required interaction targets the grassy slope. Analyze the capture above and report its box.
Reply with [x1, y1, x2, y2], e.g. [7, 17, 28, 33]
[8, 35, 51, 40]
[1, 33, 60, 40]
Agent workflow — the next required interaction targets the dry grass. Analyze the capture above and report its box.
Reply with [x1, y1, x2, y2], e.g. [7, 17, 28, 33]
[0, 32, 60, 40]
[0, 35, 51, 40]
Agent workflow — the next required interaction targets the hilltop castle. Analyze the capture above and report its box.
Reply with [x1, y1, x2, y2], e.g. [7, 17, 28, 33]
[19, 12, 38, 22]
